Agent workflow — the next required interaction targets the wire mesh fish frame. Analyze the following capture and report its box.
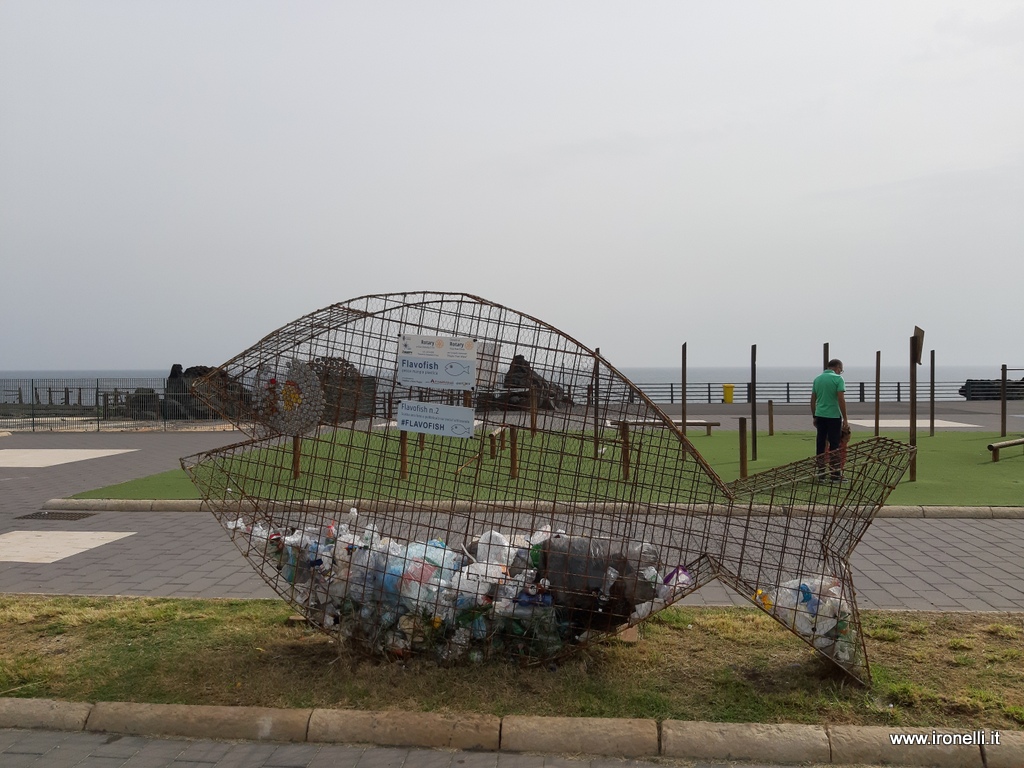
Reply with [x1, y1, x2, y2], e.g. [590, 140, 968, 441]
[181, 291, 914, 683]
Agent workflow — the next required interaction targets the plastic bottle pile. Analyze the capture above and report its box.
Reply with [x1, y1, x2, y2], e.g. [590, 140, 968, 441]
[757, 574, 859, 665]
[227, 509, 694, 663]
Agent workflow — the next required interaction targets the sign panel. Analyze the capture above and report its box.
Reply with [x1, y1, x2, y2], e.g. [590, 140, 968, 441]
[398, 335, 478, 390]
[912, 326, 925, 365]
[396, 401, 476, 438]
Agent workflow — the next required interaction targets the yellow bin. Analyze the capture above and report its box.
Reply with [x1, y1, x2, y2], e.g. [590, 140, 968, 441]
[722, 383, 734, 404]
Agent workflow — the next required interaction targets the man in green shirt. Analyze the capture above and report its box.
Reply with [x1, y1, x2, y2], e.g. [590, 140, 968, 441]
[811, 359, 850, 481]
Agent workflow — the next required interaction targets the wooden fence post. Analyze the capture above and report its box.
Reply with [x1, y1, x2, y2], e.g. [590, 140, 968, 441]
[739, 417, 748, 479]
[509, 427, 519, 479]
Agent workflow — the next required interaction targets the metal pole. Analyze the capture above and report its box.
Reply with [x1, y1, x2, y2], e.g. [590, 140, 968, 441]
[823, 343, 829, 371]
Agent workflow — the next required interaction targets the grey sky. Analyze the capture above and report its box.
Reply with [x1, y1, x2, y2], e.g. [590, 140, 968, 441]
[2, 1, 1022, 372]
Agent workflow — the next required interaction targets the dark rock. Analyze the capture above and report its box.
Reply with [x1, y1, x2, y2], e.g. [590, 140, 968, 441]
[126, 387, 160, 420]
[166, 364, 248, 419]
[478, 355, 573, 412]
[309, 356, 377, 423]
[958, 378, 1024, 401]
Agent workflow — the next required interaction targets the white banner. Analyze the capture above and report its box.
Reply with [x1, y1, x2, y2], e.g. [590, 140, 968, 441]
[397, 335, 478, 390]
[396, 401, 476, 438]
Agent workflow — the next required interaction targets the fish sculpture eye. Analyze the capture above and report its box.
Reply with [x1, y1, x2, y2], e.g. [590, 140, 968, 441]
[182, 291, 913, 683]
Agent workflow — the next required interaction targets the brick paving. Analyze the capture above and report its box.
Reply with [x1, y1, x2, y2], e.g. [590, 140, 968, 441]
[0, 729, 798, 768]
[1, 424, 1022, 609]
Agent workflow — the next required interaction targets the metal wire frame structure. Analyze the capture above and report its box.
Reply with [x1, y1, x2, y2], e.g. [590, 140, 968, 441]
[181, 291, 914, 683]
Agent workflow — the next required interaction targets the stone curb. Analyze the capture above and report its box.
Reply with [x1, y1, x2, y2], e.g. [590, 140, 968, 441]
[0, 697, 91, 731]
[829, 724, 984, 768]
[309, 710, 500, 751]
[2, 699, 1023, 766]
[39, 498, 1024, 518]
[986, 729, 1024, 768]
[662, 720, 830, 764]
[85, 701, 312, 742]
[43, 498, 208, 512]
[501, 715, 658, 757]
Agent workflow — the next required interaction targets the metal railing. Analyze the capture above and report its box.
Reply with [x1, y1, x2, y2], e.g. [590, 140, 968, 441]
[0, 376, 991, 432]
[622, 379, 970, 405]
[0, 378, 229, 432]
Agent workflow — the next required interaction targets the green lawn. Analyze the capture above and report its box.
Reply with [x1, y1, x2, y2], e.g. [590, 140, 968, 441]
[2, 596, 1022, 730]
[73, 429, 1023, 507]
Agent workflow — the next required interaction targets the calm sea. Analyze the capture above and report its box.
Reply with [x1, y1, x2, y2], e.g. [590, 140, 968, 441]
[0, 365, 1004, 384]
[0, 370, 168, 381]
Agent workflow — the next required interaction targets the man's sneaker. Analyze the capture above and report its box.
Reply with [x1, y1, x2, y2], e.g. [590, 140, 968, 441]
[830, 475, 850, 484]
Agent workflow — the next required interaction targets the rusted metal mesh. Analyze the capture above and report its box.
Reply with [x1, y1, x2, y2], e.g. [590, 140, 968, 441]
[181, 291, 914, 682]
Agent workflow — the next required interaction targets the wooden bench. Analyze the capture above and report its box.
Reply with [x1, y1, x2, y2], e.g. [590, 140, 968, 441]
[987, 437, 1024, 462]
[609, 419, 721, 436]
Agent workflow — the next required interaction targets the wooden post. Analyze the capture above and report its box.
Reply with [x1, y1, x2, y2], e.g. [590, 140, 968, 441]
[529, 387, 538, 436]
[767, 400, 774, 436]
[874, 351, 881, 437]
[618, 421, 631, 482]
[509, 427, 519, 479]
[680, 343, 687, 438]
[909, 332, 919, 481]
[929, 350, 935, 437]
[400, 430, 409, 480]
[418, 432, 425, 451]
[739, 417, 748, 479]
[592, 349, 601, 459]
[1001, 364, 1008, 438]
[489, 432, 497, 460]
[17, 387, 23, 404]
[292, 436, 301, 479]
[463, 391, 472, 408]
[822, 343, 829, 371]
[750, 344, 757, 461]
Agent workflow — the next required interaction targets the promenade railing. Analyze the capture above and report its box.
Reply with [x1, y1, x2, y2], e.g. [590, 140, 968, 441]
[620, 379, 970, 405]
[0, 376, 984, 432]
[0, 377, 229, 432]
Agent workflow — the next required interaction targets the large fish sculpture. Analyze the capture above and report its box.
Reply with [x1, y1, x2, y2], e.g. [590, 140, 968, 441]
[182, 291, 914, 683]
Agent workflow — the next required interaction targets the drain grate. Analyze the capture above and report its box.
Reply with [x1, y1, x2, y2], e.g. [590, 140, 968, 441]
[16, 511, 97, 521]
